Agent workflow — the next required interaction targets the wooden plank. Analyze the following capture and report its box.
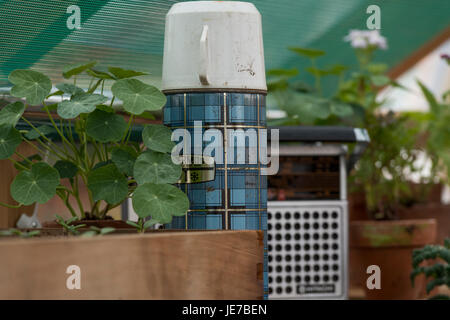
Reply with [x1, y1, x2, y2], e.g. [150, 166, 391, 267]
[0, 230, 264, 299]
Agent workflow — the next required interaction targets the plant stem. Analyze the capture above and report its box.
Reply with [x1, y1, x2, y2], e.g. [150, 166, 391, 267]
[103, 143, 109, 161]
[121, 114, 134, 144]
[42, 102, 78, 156]
[73, 177, 85, 218]
[0, 200, 22, 208]
[13, 151, 33, 165]
[55, 189, 78, 218]
[20, 116, 70, 159]
[8, 157, 28, 170]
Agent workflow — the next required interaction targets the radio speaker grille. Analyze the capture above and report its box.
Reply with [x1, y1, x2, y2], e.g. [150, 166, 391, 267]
[267, 201, 347, 299]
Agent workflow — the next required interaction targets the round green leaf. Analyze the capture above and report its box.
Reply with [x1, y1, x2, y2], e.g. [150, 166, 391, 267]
[87, 164, 128, 205]
[54, 160, 78, 179]
[111, 146, 137, 176]
[96, 104, 115, 113]
[111, 78, 166, 115]
[63, 61, 97, 79]
[86, 69, 115, 80]
[283, 92, 331, 123]
[108, 67, 148, 79]
[142, 124, 175, 153]
[0, 102, 25, 127]
[8, 70, 52, 105]
[24, 125, 57, 140]
[330, 101, 354, 117]
[132, 183, 189, 222]
[10, 162, 60, 205]
[55, 83, 84, 96]
[93, 160, 113, 170]
[86, 109, 127, 142]
[0, 124, 22, 159]
[57, 93, 108, 119]
[133, 150, 181, 185]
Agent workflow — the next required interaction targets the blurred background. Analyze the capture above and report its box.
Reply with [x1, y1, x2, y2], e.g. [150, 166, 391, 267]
[0, 0, 449, 300]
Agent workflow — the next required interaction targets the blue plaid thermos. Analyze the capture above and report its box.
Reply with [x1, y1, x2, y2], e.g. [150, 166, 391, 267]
[161, 1, 268, 298]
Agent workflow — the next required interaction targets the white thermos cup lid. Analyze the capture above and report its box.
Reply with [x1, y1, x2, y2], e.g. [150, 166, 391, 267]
[162, 1, 267, 93]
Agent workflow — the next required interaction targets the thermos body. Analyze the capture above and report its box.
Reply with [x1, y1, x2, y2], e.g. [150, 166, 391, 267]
[162, 1, 268, 298]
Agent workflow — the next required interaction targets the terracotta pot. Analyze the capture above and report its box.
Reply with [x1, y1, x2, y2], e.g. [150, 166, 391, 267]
[350, 219, 437, 300]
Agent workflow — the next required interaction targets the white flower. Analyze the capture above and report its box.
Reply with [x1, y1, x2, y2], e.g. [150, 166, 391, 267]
[344, 29, 388, 50]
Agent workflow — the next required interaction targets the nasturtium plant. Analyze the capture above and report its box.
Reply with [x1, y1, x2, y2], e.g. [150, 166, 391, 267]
[0, 101, 25, 126]
[0, 65, 189, 226]
[133, 150, 182, 185]
[132, 183, 189, 224]
[10, 162, 60, 205]
[8, 70, 52, 105]
[142, 124, 175, 153]
[85, 109, 127, 142]
[0, 124, 22, 159]
[111, 78, 166, 114]
[57, 93, 108, 119]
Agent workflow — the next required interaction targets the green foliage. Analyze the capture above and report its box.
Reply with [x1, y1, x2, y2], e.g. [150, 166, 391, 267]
[126, 219, 158, 233]
[53, 160, 78, 179]
[111, 78, 166, 115]
[10, 162, 60, 205]
[133, 150, 182, 185]
[87, 164, 128, 205]
[24, 125, 57, 140]
[269, 39, 445, 219]
[62, 61, 97, 79]
[0, 228, 40, 238]
[0, 64, 189, 226]
[288, 47, 325, 58]
[0, 101, 25, 126]
[81, 226, 115, 237]
[55, 83, 84, 96]
[55, 215, 86, 235]
[0, 124, 22, 159]
[267, 46, 355, 125]
[8, 70, 52, 105]
[108, 67, 148, 79]
[417, 81, 450, 184]
[57, 93, 108, 119]
[132, 183, 189, 223]
[110, 146, 137, 176]
[142, 124, 175, 153]
[85, 109, 127, 142]
[411, 239, 450, 299]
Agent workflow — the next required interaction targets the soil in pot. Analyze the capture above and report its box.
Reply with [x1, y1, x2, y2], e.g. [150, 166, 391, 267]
[42, 215, 132, 229]
[350, 219, 437, 300]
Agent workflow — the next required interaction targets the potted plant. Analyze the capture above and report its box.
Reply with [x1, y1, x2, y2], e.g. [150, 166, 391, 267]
[0, 62, 189, 230]
[267, 30, 440, 299]
[0, 63, 264, 299]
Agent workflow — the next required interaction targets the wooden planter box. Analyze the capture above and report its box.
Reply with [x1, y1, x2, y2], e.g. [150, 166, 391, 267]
[0, 230, 264, 299]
